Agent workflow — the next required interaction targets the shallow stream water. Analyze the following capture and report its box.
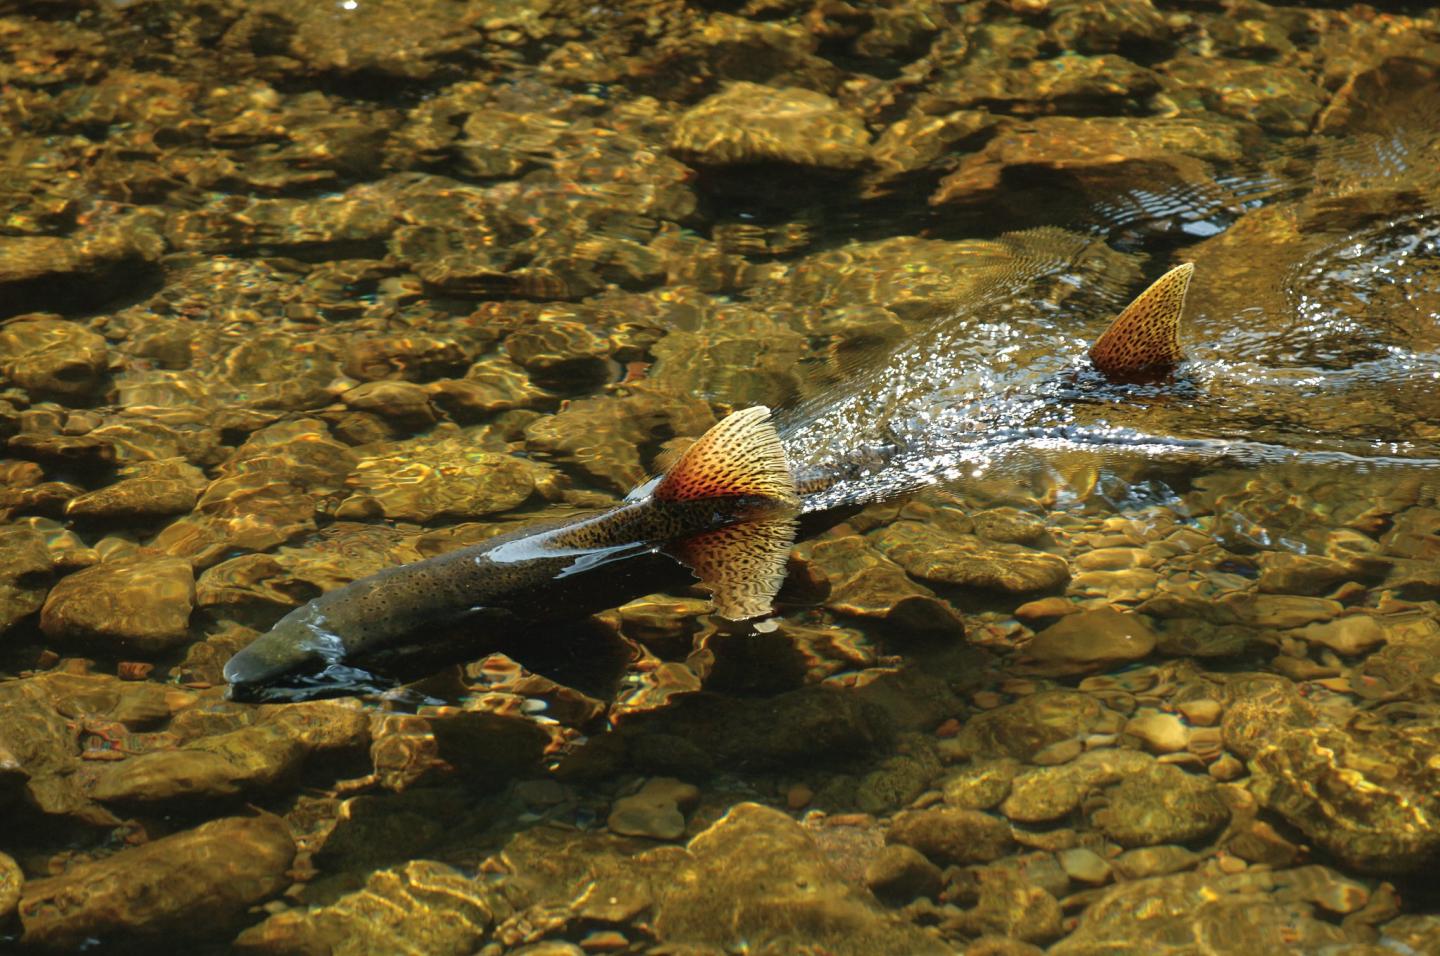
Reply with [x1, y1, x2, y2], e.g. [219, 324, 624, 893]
[1, 0, 1439, 953]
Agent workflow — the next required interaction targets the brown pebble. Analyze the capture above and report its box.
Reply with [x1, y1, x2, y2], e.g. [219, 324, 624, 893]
[580, 930, 629, 952]
[826, 813, 874, 827]
[973, 691, 1005, 709]
[786, 784, 814, 810]
[1208, 753, 1245, 781]
[935, 718, 962, 738]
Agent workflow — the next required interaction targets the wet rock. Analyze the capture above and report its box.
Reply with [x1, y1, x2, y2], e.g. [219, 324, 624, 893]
[798, 534, 965, 633]
[1000, 749, 1152, 824]
[954, 869, 1063, 944]
[670, 83, 871, 170]
[1058, 847, 1111, 885]
[1025, 608, 1157, 672]
[1162, 57, 1324, 136]
[19, 814, 295, 949]
[886, 807, 1014, 866]
[972, 508, 1047, 545]
[0, 850, 20, 923]
[1112, 845, 1201, 880]
[0, 525, 53, 635]
[0, 316, 110, 399]
[923, 54, 1160, 116]
[941, 758, 1022, 811]
[87, 724, 306, 805]
[1290, 614, 1388, 656]
[233, 859, 493, 956]
[1090, 762, 1229, 848]
[954, 690, 1114, 762]
[339, 381, 438, 429]
[1247, 721, 1440, 875]
[1125, 709, 1189, 754]
[607, 777, 700, 841]
[1048, 0, 1171, 53]
[339, 426, 541, 522]
[64, 457, 207, 518]
[504, 317, 616, 392]
[932, 116, 1251, 208]
[1048, 870, 1354, 955]
[864, 844, 944, 904]
[342, 335, 470, 383]
[39, 555, 194, 653]
[653, 803, 951, 955]
[1255, 552, 1357, 595]
[874, 520, 1070, 595]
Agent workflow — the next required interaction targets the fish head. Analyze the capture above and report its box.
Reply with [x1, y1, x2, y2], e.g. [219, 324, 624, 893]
[223, 606, 382, 702]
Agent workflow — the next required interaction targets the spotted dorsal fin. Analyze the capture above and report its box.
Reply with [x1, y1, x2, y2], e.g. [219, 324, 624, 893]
[670, 512, 798, 620]
[1088, 263, 1194, 379]
[654, 406, 798, 506]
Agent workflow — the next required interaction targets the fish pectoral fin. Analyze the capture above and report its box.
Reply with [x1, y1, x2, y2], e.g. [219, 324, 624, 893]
[1088, 262, 1194, 379]
[668, 511, 799, 621]
[653, 406, 799, 507]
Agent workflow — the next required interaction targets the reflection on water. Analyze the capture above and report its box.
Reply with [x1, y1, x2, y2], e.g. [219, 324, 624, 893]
[1, 0, 1439, 953]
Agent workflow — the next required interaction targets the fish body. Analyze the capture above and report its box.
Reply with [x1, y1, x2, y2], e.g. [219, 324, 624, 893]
[224, 406, 800, 696]
[226, 267, 1196, 699]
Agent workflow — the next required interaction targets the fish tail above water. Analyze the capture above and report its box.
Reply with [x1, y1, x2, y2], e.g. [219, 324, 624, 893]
[1088, 262, 1194, 379]
[641, 405, 801, 619]
[654, 405, 799, 507]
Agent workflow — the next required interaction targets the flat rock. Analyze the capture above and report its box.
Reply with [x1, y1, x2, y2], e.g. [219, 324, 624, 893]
[607, 777, 701, 841]
[20, 814, 295, 950]
[1025, 608, 1157, 670]
[39, 555, 195, 653]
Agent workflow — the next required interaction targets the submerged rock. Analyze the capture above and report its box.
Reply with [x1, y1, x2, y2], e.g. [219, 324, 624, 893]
[19, 814, 295, 949]
[0, 850, 20, 924]
[886, 806, 1015, 866]
[39, 555, 195, 654]
[1024, 608, 1157, 672]
[0, 316, 110, 400]
[607, 777, 701, 841]
[233, 860, 494, 956]
[0, 525, 53, 635]
[652, 803, 951, 955]
[669, 83, 871, 170]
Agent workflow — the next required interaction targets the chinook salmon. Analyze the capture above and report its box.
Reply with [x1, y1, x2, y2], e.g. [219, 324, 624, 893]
[224, 265, 1194, 699]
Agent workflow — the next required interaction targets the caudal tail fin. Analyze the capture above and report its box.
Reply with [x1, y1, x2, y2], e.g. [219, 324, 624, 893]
[1088, 263, 1194, 379]
[654, 405, 799, 506]
[655, 406, 800, 621]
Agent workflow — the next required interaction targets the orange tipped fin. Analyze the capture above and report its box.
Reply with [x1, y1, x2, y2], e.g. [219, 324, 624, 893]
[671, 512, 798, 620]
[1088, 263, 1193, 378]
[654, 406, 798, 506]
